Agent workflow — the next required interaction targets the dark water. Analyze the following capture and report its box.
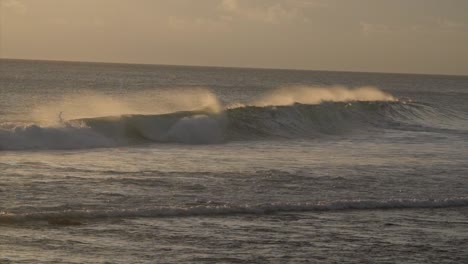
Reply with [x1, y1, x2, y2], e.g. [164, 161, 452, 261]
[1, 59, 468, 263]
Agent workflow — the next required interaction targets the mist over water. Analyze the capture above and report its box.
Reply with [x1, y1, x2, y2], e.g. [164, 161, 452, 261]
[252, 85, 396, 106]
[28, 86, 394, 124]
[1, 81, 467, 149]
[30, 87, 222, 125]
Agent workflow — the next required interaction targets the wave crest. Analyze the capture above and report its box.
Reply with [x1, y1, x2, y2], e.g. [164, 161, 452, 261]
[4, 86, 461, 150]
[253, 86, 396, 106]
[0, 99, 455, 150]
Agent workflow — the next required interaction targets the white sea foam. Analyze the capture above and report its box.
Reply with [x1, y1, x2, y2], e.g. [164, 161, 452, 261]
[166, 114, 226, 144]
[0, 123, 115, 150]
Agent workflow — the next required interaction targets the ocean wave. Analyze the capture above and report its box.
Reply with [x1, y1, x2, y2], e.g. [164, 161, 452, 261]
[1, 197, 467, 224]
[0, 100, 463, 150]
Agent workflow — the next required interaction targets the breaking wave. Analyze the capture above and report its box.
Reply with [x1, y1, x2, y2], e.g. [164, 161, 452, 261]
[1, 86, 466, 150]
[0, 100, 465, 150]
[1, 197, 467, 224]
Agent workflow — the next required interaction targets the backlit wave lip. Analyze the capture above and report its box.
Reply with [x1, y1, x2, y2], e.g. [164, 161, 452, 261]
[0, 99, 465, 150]
[1, 197, 467, 224]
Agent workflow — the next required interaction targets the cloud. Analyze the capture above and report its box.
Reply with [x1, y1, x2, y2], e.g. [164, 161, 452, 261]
[168, 16, 228, 32]
[360, 22, 390, 36]
[435, 18, 466, 32]
[360, 18, 467, 36]
[1, 0, 27, 15]
[219, 0, 323, 24]
[245, 4, 298, 24]
[221, 0, 238, 12]
[46, 17, 106, 28]
[166, 0, 323, 32]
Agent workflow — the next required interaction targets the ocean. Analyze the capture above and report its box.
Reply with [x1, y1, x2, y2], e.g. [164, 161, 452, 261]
[1, 59, 467, 263]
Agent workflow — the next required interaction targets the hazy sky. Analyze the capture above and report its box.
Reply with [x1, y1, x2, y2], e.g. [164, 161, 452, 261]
[1, 0, 468, 75]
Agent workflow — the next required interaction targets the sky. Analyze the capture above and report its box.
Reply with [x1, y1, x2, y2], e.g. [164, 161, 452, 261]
[1, 0, 468, 75]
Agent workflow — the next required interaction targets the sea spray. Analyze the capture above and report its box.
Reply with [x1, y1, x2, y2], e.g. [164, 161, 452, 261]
[0, 86, 416, 150]
[31, 87, 221, 125]
[252, 86, 396, 107]
[1, 99, 458, 150]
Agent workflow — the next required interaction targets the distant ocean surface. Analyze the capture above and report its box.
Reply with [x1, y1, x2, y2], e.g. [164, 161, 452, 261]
[1, 59, 467, 263]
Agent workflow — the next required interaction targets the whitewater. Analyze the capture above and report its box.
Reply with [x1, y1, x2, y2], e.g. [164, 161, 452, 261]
[1, 59, 468, 263]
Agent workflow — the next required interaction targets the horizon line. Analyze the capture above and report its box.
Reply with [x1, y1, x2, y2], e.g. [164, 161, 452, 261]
[1, 57, 467, 78]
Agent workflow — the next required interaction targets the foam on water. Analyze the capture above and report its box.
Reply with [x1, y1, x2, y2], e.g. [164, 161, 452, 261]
[0, 123, 115, 150]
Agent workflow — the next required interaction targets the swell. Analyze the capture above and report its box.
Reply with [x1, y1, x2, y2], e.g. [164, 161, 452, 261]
[0, 100, 466, 150]
[1, 197, 467, 224]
